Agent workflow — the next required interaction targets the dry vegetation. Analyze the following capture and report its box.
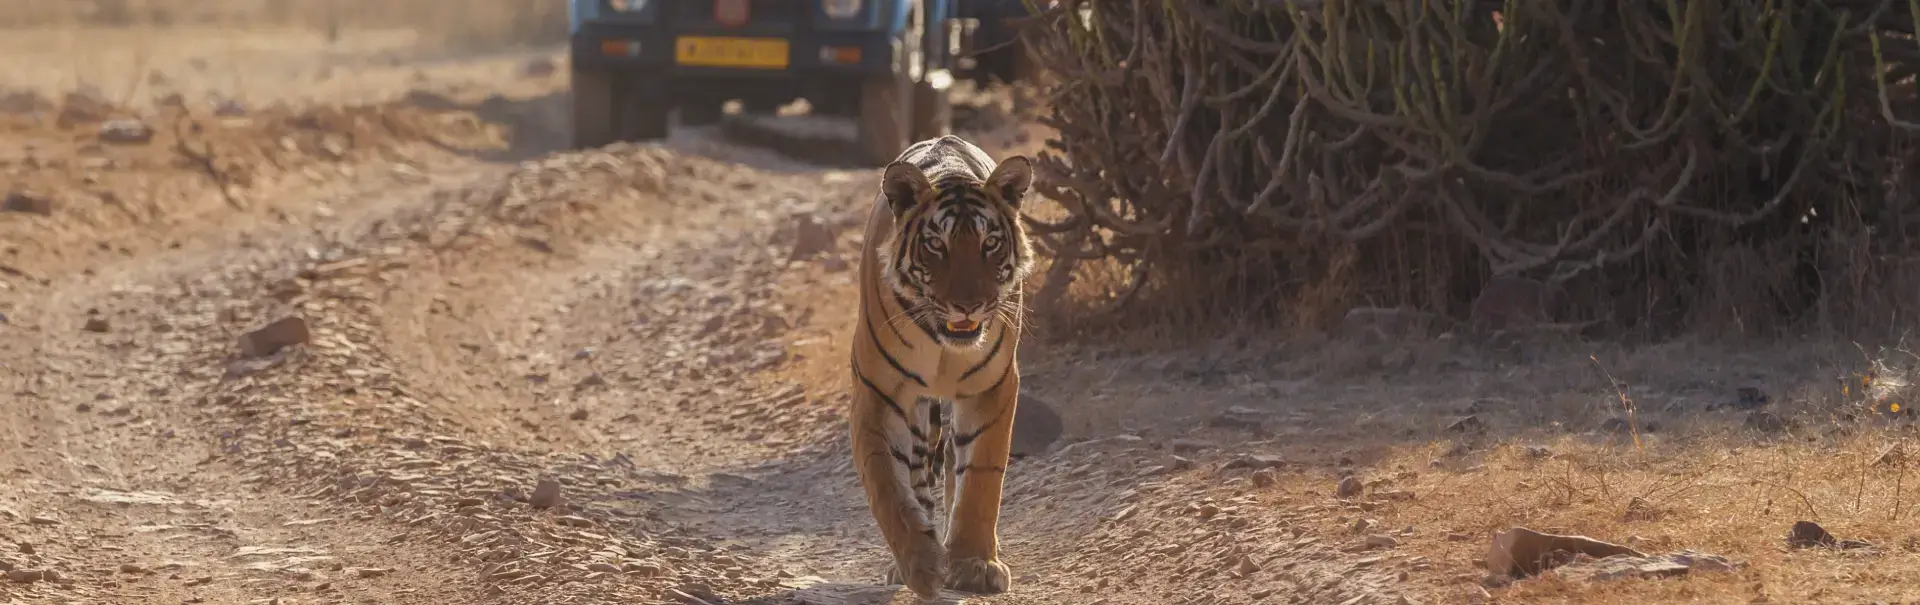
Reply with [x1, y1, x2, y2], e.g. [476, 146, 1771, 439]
[1021, 1, 1920, 341]
[1008, 1, 1920, 602]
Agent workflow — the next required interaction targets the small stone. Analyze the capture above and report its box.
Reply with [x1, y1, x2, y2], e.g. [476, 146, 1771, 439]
[673, 583, 719, 603]
[41, 569, 62, 583]
[1235, 556, 1261, 575]
[1336, 476, 1364, 499]
[353, 567, 392, 579]
[238, 316, 311, 357]
[1169, 438, 1214, 453]
[1365, 534, 1400, 549]
[555, 515, 593, 527]
[16, 542, 32, 554]
[266, 279, 305, 302]
[1623, 496, 1660, 521]
[27, 515, 58, 526]
[1486, 527, 1644, 578]
[786, 215, 837, 262]
[569, 409, 590, 421]
[529, 478, 563, 509]
[1524, 446, 1552, 459]
[98, 119, 155, 144]
[214, 99, 248, 117]
[1, 190, 52, 215]
[1222, 454, 1285, 471]
[1351, 518, 1374, 534]
[1786, 520, 1871, 550]
[1011, 392, 1064, 458]
[119, 563, 144, 574]
[7, 569, 43, 583]
[83, 317, 111, 333]
[623, 562, 663, 576]
[1250, 470, 1277, 488]
[1209, 406, 1270, 430]
[587, 562, 620, 573]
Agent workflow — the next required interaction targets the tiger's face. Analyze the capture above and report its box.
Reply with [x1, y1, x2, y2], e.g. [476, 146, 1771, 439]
[878, 156, 1035, 348]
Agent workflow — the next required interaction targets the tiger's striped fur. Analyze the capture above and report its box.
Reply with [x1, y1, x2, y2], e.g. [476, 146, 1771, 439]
[848, 135, 1034, 598]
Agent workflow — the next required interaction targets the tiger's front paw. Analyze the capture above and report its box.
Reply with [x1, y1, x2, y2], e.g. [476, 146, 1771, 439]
[882, 544, 947, 599]
[945, 557, 1011, 595]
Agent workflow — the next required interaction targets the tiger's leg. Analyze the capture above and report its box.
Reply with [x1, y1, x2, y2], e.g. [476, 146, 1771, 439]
[851, 386, 946, 598]
[884, 398, 949, 585]
[944, 371, 1019, 594]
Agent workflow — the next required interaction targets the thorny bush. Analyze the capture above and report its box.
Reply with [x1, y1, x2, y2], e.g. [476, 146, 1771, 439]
[1021, 0, 1920, 338]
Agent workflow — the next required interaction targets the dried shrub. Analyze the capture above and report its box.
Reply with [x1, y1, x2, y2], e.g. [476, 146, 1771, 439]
[1023, 0, 1920, 339]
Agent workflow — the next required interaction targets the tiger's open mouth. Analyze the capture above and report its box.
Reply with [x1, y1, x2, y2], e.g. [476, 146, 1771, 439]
[938, 319, 985, 340]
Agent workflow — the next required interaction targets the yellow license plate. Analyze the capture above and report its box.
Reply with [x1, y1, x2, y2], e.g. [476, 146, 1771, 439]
[674, 36, 790, 69]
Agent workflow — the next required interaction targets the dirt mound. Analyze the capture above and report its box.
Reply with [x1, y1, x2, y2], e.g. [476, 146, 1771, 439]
[0, 91, 508, 263]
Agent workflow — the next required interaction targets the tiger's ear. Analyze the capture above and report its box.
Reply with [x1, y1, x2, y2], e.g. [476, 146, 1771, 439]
[984, 155, 1034, 208]
[881, 161, 933, 218]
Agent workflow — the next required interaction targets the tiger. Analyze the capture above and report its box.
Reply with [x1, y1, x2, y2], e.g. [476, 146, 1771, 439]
[848, 134, 1035, 598]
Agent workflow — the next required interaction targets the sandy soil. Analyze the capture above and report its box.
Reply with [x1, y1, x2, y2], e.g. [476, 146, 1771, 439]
[3, 14, 1919, 605]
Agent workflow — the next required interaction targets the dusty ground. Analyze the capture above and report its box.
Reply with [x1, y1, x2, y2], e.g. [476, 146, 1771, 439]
[4, 10, 1920, 605]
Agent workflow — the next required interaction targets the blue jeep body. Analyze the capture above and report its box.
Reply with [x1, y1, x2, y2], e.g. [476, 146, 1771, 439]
[565, 0, 1035, 163]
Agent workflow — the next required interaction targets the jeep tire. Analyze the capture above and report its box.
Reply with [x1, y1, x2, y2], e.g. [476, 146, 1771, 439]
[857, 1, 927, 165]
[571, 64, 617, 149]
[857, 72, 914, 165]
[571, 66, 670, 148]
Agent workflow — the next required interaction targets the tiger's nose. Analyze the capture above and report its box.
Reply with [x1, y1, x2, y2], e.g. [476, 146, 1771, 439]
[949, 301, 989, 318]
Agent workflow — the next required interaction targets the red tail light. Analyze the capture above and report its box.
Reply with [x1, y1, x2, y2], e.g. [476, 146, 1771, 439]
[715, 0, 750, 26]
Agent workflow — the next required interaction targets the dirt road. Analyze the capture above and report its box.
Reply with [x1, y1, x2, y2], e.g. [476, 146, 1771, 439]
[4, 18, 1918, 605]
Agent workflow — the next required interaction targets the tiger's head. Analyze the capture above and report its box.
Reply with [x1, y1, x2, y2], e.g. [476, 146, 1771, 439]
[877, 155, 1035, 348]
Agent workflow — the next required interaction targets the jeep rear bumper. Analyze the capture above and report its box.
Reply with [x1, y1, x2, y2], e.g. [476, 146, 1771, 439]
[570, 22, 901, 78]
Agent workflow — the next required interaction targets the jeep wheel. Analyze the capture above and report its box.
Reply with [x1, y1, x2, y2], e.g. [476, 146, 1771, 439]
[570, 65, 616, 149]
[857, 73, 913, 165]
[859, 1, 926, 165]
[911, 74, 952, 142]
[617, 93, 671, 142]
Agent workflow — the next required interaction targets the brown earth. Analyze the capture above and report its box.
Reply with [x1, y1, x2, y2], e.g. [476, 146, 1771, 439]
[4, 8, 1920, 605]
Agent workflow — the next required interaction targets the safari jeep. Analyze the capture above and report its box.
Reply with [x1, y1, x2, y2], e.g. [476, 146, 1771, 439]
[569, 0, 1001, 165]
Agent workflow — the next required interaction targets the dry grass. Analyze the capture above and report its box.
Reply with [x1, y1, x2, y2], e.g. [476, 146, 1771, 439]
[1011, 318, 1920, 602]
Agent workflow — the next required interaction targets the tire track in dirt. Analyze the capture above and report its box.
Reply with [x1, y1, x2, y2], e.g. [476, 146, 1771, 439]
[0, 151, 512, 605]
[7, 94, 1427, 605]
